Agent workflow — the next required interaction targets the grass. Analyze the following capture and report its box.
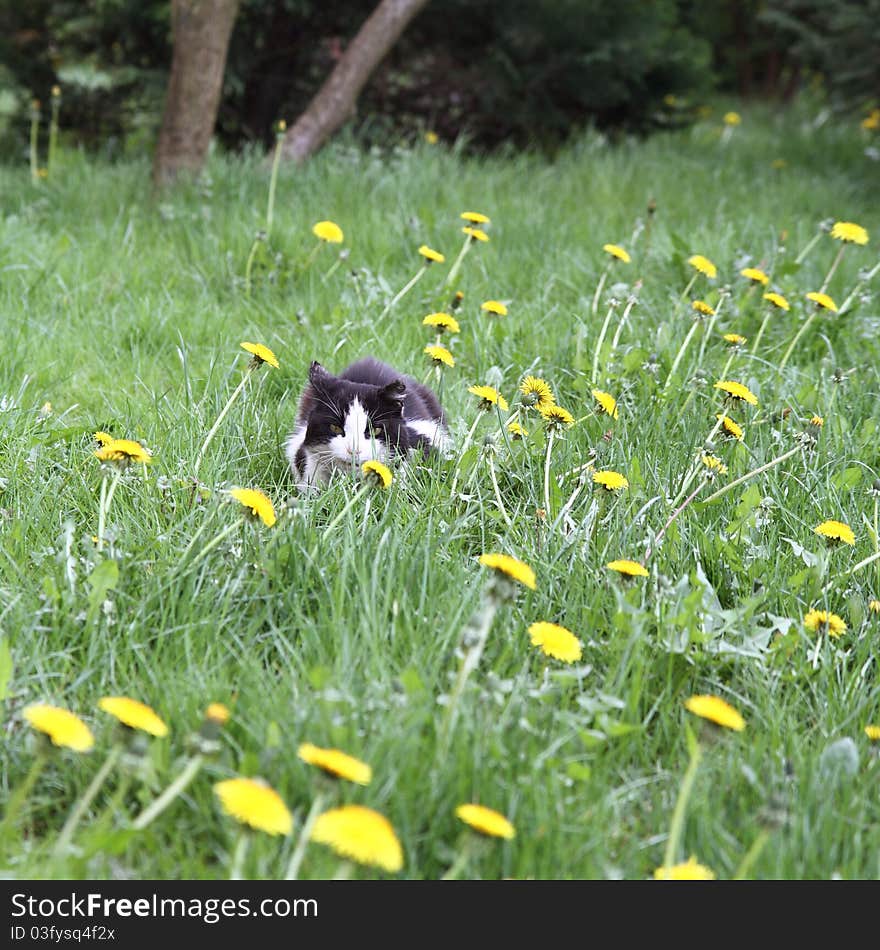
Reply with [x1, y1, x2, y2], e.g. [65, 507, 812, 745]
[1, 102, 879, 880]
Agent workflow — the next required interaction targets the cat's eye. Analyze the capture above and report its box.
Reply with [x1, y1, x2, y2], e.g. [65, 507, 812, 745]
[373, 425, 385, 436]
[330, 424, 344, 435]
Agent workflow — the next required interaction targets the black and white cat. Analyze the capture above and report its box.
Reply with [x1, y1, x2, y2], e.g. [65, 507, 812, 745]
[285, 358, 449, 490]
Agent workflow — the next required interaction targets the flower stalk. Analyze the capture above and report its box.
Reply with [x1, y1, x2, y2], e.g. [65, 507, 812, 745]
[53, 743, 124, 857]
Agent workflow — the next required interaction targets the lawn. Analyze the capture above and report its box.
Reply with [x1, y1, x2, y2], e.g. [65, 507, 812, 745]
[1, 102, 879, 880]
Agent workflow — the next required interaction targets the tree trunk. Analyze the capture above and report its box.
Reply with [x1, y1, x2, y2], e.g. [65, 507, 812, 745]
[280, 0, 430, 164]
[153, 0, 240, 187]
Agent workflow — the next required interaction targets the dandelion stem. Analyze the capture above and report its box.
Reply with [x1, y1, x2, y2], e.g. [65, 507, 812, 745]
[750, 310, 772, 355]
[132, 754, 205, 830]
[301, 239, 323, 272]
[444, 235, 472, 288]
[229, 829, 250, 880]
[590, 266, 609, 318]
[679, 273, 697, 302]
[733, 829, 771, 880]
[266, 133, 284, 238]
[663, 317, 701, 394]
[316, 484, 370, 548]
[194, 366, 254, 478]
[608, 290, 640, 360]
[183, 521, 241, 572]
[487, 455, 513, 528]
[662, 740, 702, 871]
[543, 428, 557, 518]
[820, 244, 846, 294]
[0, 752, 48, 852]
[591, 299, 615, 385]
[379, 263, 428, 320]
[646, 478, 707, 561]
[441, 845, 471, 881]
[839, 258, 880, 315]
[673, 414, 726, 508]
[795, 230, 823, 264]
[96, 468, 123, 553]
[700, 445, 801, 505]
[778, 310, 817, 374]
[53, 744, 123, 857]
[243, 236, 264, 296]
[284, 792, 326, 880]
[450, 413, 483, 497]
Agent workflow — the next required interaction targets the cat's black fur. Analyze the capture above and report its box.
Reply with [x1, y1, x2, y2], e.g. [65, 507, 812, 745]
[285, 358, 448, 489]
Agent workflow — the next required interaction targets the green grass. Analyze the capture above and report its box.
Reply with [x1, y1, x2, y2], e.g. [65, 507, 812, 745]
[2, 103, 880, 880]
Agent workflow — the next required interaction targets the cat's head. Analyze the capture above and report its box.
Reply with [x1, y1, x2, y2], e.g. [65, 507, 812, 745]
[301, 361, 412, 470]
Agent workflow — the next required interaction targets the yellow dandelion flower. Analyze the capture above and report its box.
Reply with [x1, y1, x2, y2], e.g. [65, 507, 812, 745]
[869, 599, 880, 614]
[606, 559, 649, 577]
[723, 333, 747, 346]
[240, 341, 279, 368]
[462, 226, 489, 242]
[771, 158, 787, 169]
[527, 621, 583, 663]
[684, 695, 746, 732]
[539, 404, 575, 429]
[468, 385, 509, 411]
[205, 703, 230, 725]
[763, 292, 790, 311]
[481, 300, 508, 316]
[362, 460, 393, 489]
[861, 111, 880, 131]
[806, 291, 837, 312]
[814, 520, 855, 546]
[692, 300, 715, 316]
[23, 704, 94, 752]
[312, 220, 343, 243]
[741, 267, 770, 285]
[592, 388, 619, 420]
[865, 725, 880, 741]
[424, 344, 455, 368]
[593, 470, 629, 491]
[455, 804, 515, 840]
[94, 431, 114, 446]
[507, 420, 528, 439]
[98, 697, 168, 737]
[424, 130, 439, 144]
[687, 255, 717, 279]
[520, 376, 555, 412]
[229, 487, 276, 527]
[830, 222, 868, 245]
[311, 805, 403, 872]
[714, 380, 758, 406]
[214, 777, 292, 836]
[700, 454, 728, 475]
[479, 553, 536, 590]
[297, 743, 372, 785]
[809, 415, 824, 428]
[603, 243, 631, 263]
[94, 439, 152, 465]
[418, 244, 445, 263]
[460, 211, 490, 225]
[654, 856, 716, 880]
[422, 312, 460, 334]
[723, 111, 741, 126]
[716, 414, 744, 440]
[803, 609, 847, 638]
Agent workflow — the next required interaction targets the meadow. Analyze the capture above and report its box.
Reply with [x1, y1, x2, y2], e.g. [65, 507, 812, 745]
[1, 103, 879, 880]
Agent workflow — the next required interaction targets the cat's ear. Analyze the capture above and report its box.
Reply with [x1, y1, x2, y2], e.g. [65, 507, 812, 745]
[379, 379, 406, 413]
[308, 361, 333, 388]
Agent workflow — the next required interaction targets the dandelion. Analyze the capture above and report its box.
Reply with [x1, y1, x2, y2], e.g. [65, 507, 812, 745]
[862, 110, 880, 131]
[520, 376, 555, 412]
[684, 695, 746, 732]
[806, 291, 838, 312]
[311, 805, 403, 873]
[214, 777, 292, 877]
[461, 226, 489, 242]
[714, 380, 758, 406]
[478, 553, 536, 591]
[424, 344, 455, 367]
[809, 415, 824, 428]
[814, 520, 855, 546]
[481, 300, 508, 316]
[593, 470, 629, 491]
[194, 342, 278, 478]
[869, 600, 880, 614]
[425, 130, 439, 144]
[687, 255, 717, 279]
[362, 460, 393, 489]
[763, 292, 790, 310]
[468, 385, 508, 412]
[592, 389, 619, 420]
[692, 300, 715, 316]
[741, 267, 770, 285]
[446, 215, 490, 287]
[94, 431, 114, 446]
[312, 220, 343, 244]
[723, 333, 747, 346]
[297, 743, 372, 784]
[99, 697, 168, 737]
[716, 414, 743, 441]
[94, 439, 152, 466]
[24, 704, 94, 753]
[461, 211, 490, 225]
[654, 856, 716, 881]
[603, 243, 631, 263]
[606, 559, 649, 577]
[830, 222, 869, 246]
[455, 804, 515, 840]
[539, 404, 574, 429]
[228, 487, 276, 527]
[380, 244, 447, 319]
[804, 609, 847, 638]
[507, 420, 528, 439]
[422, 312, 460, 335]
[700, 454, 728, 476]
[528, 621, 583, 663]
[865, 726, 880, 740]
[723, 111, 741, 126]
[418, 245, 445, 263]
[778, 293, 838, 373]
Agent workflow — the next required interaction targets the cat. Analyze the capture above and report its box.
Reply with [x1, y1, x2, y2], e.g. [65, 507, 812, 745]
[285, 357, 449, 490]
